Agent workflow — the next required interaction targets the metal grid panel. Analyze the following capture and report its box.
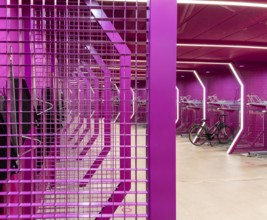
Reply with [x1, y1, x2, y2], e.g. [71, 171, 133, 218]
[0, 0, 149, 219]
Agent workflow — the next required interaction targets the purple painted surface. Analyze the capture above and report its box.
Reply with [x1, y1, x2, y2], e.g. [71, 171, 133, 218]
[149, 0, 177, 220]
[83, 0, 132, 217]
[231, 66, 267, 153]
[84, 0, 131, 55]
[176, 73, 203, 132]
[79, 46, 113, 186]
[86, 45, 111, 146]
[67, 73, 86, 144]
[22, 4, 32, 89]
[0, 3, 34, 217]
[0, 1, 148, 218]
[73, 74, 91, 146]
[197, 70, 240, 130]
[78, 66, 100, 158]
[70, 68, 92, 146]
[177, 76, 202, 99]
[0, 1, 19, 88]
[96, 55, 132, 219]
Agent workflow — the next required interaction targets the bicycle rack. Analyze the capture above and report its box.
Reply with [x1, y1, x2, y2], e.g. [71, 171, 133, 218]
[236, 94, 267, 150]
[176, 95, 202, 134]
[207, 94, 240, 132]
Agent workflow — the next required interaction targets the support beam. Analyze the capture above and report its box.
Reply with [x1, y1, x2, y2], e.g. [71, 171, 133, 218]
[149, 0, 177, 220]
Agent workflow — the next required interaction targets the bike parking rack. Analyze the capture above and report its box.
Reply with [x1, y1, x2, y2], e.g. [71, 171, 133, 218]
[177, 61, 244, 154]
[176, 70, 205, 134]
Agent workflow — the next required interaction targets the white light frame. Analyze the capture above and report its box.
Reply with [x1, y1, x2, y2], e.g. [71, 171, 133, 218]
[178, 61, 244, 154]
[178, 0, 267, 8]
[175, 86, 179, 124]
[177, 69, 206, 122]
[98, 0, 267, 9]
[130, 87, 135, 119]
[177, 43, 267, 50]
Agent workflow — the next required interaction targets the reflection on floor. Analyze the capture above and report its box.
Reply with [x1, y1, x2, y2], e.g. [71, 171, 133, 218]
[177, 136, 267, 220]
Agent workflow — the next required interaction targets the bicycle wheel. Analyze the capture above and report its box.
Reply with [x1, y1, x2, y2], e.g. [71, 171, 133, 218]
[217, 125, 234, 144]
[189, 125, 207, 146]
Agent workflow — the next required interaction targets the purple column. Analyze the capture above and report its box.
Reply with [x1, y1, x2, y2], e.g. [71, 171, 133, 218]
[22, 1, 31, 89]
[149, 0, 177, 220]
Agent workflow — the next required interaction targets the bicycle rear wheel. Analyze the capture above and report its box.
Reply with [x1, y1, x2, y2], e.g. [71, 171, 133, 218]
[189, 125, 207, 146]
[217, 125, 234, 144]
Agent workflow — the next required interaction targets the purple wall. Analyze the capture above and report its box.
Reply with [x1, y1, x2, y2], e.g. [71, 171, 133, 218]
[176, 74, 203, 131]
[242, 67, 267, 96]
[177, 75, 202, 99]
[206, 71, 239, 100]
[198, 70, 240, 129]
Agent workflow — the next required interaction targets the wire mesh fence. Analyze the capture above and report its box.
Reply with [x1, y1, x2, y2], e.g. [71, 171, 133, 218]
[0, 1, 149, 219]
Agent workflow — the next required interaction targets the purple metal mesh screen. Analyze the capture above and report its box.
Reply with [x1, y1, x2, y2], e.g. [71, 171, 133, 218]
[0, 0, 148, 219]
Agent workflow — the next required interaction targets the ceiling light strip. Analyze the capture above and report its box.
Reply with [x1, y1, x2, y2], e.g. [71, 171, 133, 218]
[178, 0, 267, 8]
[98, 0, 267, 8]
[177, 43, 267, 50]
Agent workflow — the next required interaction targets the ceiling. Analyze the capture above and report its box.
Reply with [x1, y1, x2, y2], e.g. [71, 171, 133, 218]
[98, 1, 267, 68]
[37, 0, 267, 79]
[177, 3, 267, 64]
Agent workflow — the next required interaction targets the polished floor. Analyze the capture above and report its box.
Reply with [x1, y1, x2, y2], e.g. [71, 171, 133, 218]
[176, 136, 267, 220]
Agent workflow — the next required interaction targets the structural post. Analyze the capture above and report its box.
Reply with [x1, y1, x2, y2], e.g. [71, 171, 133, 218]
[149, 0, 177, 220]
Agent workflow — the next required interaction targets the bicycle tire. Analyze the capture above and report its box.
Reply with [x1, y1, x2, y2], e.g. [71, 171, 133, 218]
[217, 125, 234, 144]
[189, 124, 207, 146]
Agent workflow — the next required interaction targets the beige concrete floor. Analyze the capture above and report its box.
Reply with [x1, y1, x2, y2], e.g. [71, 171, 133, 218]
[177, 136, 267, 220]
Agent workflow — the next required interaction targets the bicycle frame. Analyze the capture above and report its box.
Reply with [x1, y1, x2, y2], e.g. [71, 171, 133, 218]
[207, 121, 220, 138]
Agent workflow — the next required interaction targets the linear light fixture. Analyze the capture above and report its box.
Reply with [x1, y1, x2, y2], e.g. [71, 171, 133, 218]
[178, 0, 267, 8]
[130, 88, 135, 119]
[193, 71, 206, 120]
[97, 0, 267, 8]
[178, 61, 244, 155]
[177, 69, 206, 120]
[97, 0, 147, 2]
[175, 86, 179, 124]
[177, 43, 267, 50]
[227, 63, 244, 154]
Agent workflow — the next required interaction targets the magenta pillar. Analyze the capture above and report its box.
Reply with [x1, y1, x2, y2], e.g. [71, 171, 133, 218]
[22, 2, 32, 89]
[149, 0, 177, 219]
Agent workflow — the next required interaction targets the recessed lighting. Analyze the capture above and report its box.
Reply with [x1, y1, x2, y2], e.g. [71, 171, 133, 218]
[206, 71, 210, 73]
[239, 65, 245, 68]
[181, 75, 185, 78]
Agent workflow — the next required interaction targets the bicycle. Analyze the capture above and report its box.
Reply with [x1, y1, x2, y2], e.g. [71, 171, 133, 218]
[189, 114, 234, 146]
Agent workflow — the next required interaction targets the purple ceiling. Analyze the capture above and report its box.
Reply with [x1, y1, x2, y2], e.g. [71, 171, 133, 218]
[178, 3, 267, 64]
